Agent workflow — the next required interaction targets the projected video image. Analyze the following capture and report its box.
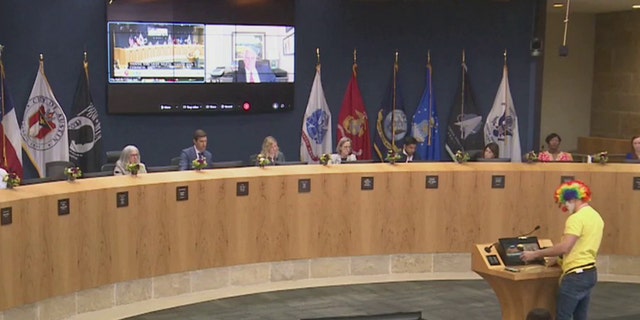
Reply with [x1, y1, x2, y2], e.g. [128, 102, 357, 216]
[108, 22, 205, 82]
[108, 22, 295, 84]
[204, 25, 295, 83]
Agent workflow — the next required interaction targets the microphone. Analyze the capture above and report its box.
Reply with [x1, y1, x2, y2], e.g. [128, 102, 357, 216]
[517, 225, 541, 239]
[484, 242, 497, 253]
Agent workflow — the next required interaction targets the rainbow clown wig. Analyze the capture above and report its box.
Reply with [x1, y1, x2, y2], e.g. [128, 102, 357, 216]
[554, 180, 592, 212]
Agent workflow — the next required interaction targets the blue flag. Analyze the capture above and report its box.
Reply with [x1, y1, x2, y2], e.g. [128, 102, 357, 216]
[412, 61, 441, 161]
[373, 60, 408, 161]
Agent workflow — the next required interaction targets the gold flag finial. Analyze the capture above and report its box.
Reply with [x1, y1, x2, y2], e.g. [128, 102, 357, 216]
[316, 48, 320, 66]
[39, 53, 44, 62]
[84, 51, 88, 63]
[504, 49, 507, 63]
[427, 50, 431, 66]
[352, 48, 358, 77]
[462, 49, 466, 63]
[0, 44, 4, 59]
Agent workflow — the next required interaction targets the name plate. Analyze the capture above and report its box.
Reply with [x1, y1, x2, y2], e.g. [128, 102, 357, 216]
[491, 175, 505, 189]
[426, 175, 439, 189]
[361, 177, 374, 191]
[117, 192, 129, 208]
[58, 199, 70, 216]
[237, 182, 249, 196]
[176, 186, 189, 201]
[1, 207, 12, 226]
[298, 179, 311, 193]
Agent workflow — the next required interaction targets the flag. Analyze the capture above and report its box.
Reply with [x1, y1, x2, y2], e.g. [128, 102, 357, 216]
[337, 64, 371, 160]
[300, 65, 332, 163]
[69, 56, 103, 172]
[374, 56, 408, 161]
[484, 63, 522, 162]
[445, 56, 484, 160]
[0, 56, 23, 178]
[412, 58, 441, 161]
[20, 59, 69, 177]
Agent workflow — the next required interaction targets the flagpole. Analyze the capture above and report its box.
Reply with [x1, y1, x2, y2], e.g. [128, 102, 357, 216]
[0, 44, 7, 169]
[460, 50, 465, 143]
[392, 50, 398, 152]
[503, 49, 509, 158]
[352, 48, 357, 77]
[427, 50, 433, 146]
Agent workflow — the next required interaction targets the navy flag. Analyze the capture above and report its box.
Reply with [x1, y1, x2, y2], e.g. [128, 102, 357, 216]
[412, 54, 441, 161]
[69, 54, 103, 172]
[445, 52, 484, 160]
[373, 54, 408, 161]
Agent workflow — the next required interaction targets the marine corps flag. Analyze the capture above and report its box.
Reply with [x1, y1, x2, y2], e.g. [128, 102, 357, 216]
[412, 53, 441, 161]
[445, 51, 484, 160]
[20, 56, 69, 178]
[484, 57, 521, 162]
[300, 55, 332, 163]
[69, 53, 103, 172]
[337, 54, 371, 160]
[374, 52, 407, 161]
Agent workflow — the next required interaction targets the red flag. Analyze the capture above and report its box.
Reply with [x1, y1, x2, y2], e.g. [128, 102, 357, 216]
[337, 69, 371, 160]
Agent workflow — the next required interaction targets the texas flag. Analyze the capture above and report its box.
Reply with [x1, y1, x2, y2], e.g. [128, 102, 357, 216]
[0, 58, 23, 178]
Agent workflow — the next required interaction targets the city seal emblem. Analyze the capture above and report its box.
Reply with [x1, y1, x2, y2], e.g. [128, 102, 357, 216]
[21, 95, 67, 151]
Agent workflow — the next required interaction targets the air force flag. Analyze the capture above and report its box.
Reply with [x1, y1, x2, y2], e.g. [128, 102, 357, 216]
[300, 65, 332, 163]
[484, 63, 521, 162]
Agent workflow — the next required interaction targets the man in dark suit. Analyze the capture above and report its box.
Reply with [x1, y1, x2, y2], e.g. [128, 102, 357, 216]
[235, 48, 276, 83]
[179, 129, 213, 170]
[397, 136, 420, 163]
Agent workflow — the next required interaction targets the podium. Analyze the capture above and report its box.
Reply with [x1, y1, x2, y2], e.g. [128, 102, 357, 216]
[471, 239, 562, 320]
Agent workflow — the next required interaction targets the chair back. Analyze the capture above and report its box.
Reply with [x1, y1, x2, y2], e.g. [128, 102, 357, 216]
[45, 161, 75, 180]
[211, 160, 244, 169]
[106, 151, 121, 164]
[170, 157, 181, 166]
[101, 163, 116, 173]
[82, 171, 114, 178]
[21, 177, 53, 185]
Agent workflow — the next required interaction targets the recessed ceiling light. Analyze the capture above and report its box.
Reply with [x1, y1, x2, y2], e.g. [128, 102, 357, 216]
[553, 3, 564, 8]
[633, 4, 640, 9]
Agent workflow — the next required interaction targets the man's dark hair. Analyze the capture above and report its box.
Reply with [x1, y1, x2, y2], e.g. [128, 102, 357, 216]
[545, 133, 561, 144]
[193, 129, 207, 141]
[526, 308, 552, 320]
[404, 136, 418, 146]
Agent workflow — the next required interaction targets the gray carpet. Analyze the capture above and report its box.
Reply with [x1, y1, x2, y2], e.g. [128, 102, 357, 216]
[127, 280, 640, 320]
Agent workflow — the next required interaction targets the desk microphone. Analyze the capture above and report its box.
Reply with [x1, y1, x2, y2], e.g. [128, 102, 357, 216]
[517, 225, 541, 239]
[484, 225, 541, 253]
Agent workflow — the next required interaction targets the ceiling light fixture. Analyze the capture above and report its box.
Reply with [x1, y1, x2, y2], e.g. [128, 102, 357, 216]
[633, 4, 640, 9]
[553, 3, 564, 8]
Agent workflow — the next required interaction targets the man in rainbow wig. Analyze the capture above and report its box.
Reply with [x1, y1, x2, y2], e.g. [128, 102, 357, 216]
[521, 180, 604, 320]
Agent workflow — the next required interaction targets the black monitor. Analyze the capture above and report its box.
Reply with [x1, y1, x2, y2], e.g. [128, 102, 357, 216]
[497, 236, 543, 266]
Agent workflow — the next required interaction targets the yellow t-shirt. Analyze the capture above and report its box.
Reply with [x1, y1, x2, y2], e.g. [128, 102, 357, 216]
[560, 206, 604, 273]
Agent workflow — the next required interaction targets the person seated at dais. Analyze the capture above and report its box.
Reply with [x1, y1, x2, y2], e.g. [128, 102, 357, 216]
[257, 136, 285, 165]
[0, 167, 7, 189]
[626, 135, 640, 160]
[539, 133, 573, 162]
[397, 136, 420, 162]
[179, 129, 213, 170]
[113, 145, 147, 175]
[482, 142, 499, 159]
[330, 137, 357, 164]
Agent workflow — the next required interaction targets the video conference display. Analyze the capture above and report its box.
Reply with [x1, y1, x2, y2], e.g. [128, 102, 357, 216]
[106, 0, 295, 115]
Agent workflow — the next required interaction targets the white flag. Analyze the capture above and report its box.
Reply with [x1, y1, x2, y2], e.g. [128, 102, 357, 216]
[484, 64, 521, 162]
[300, 66, 332, 163]
[21, 61, 69, 177]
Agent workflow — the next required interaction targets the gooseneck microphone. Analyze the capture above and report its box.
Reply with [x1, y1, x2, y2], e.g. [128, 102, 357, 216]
[517, 225, 541, 239]
[484, 225, 541, 253]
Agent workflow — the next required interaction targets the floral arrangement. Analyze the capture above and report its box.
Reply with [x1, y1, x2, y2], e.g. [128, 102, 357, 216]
[127, 163, 140, 176]
[256, 154, 271, 167]
[192, 158, 207, 170]
[454, 150, 470, 163]
[2, 172, 21, 189]
[319, 153, 331, 165]
[65, 167, 82, 180]
[593, 151, 608, 164]
[525, 150, 538, 163]
[385, 150, 402, 164]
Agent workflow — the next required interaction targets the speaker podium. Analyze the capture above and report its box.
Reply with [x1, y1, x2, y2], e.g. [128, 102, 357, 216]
[472, 239, 562, 320]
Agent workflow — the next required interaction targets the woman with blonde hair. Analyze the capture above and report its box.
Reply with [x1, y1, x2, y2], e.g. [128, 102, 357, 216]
[330, 137, 357, 164]
[114, 145, 147, 175]
[258, 136, 285, 165]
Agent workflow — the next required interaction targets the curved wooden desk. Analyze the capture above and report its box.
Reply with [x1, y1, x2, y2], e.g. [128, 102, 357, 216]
[1, 163, 639, 311]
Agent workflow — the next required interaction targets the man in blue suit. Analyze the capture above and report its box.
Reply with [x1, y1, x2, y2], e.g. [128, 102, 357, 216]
[235, 48, 276, 83]
[179, 129, 213, 170]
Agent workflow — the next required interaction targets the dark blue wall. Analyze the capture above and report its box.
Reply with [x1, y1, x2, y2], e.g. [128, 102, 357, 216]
[0, 0, 543, 177]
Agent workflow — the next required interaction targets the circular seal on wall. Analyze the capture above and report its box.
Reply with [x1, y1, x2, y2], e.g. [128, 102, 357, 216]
[20, 95, 67, 151]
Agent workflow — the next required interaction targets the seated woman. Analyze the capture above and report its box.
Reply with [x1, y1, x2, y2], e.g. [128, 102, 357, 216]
[626, 135, 640, 160]
[482, 142, 499, 159]
[538, 133, 573, 162]
[257, 136, 285, 165]
[0, 167, 7, 189]
[114, 145, 147, 175]
[330, 137, 357, 164]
